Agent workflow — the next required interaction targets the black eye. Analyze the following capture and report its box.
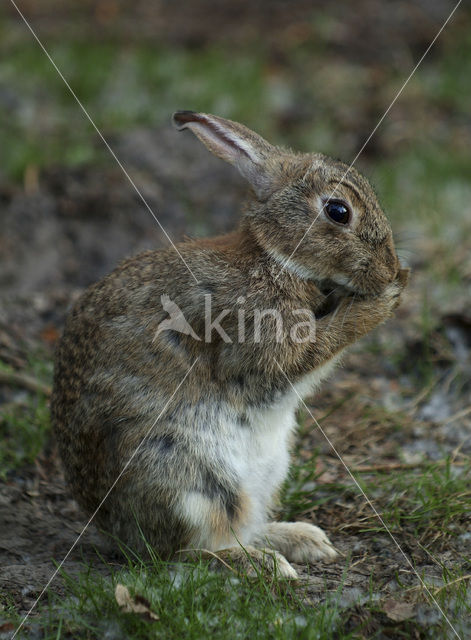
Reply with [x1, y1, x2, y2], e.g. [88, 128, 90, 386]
[324, 200, 351, 225]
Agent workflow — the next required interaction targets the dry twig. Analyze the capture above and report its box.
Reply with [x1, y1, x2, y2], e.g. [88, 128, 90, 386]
[0, 370, 51, 397]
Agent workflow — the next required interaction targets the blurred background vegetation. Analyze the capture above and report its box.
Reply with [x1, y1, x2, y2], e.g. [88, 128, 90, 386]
[1, 1, 470, 193]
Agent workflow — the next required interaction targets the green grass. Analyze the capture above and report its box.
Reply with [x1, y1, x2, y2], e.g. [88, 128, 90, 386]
[0, 358, 52, 478]
[281, 425, 471, 546]
[356, 459, 471, 543]
[0, 394, 49, 479]
[11, 553, 355, 640]
[8, 528, 470, 639]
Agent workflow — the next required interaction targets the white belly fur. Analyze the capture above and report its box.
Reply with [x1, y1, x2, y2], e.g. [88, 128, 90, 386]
[178, 356, 341, 549]
[225, 355, 341, 545]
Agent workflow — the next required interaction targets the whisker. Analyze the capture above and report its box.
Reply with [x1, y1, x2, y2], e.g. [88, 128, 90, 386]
[323, 286, 343, 300]
[340, 295, 356, 333]
[326, 301, 342, 330]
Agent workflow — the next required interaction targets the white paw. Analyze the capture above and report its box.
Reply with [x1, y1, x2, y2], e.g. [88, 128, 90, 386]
[193, 545, 298, 580]
[287, 522, 338, 563]
[259, 548, 299, 580]
[261, 521, 338, 564]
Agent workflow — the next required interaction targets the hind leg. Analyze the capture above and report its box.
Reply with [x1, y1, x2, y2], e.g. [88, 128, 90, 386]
[181, 545, 297, 579]
[174, 490, 298, 578]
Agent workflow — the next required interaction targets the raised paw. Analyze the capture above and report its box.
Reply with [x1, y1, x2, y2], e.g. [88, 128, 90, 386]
[255, 521, 338, 564]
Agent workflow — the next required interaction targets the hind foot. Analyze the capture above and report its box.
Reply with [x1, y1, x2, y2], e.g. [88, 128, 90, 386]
[254, 521, 338, 564]
[180, 544, 298, 579]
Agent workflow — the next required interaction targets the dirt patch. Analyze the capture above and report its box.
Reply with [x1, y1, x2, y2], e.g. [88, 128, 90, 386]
[0, 461, 113, 617]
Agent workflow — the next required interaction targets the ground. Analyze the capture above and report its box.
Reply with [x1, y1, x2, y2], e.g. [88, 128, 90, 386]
[0, 1, 470, 638]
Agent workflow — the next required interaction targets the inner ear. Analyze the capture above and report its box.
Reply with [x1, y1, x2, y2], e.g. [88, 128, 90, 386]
[172, 111, 278, 199]
[173, 111, 258, 164]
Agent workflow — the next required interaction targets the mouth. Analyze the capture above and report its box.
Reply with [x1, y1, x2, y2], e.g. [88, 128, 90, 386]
[313, 275, 376, 317]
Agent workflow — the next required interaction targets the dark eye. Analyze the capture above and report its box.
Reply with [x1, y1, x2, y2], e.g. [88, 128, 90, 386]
[324, 200, 351, 225]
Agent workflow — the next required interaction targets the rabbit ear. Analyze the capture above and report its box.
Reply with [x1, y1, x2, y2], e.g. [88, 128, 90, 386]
[173, 111, 277, 199]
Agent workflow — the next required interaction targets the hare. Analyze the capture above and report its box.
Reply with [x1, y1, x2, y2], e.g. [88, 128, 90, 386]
[51, 111, 409, 578]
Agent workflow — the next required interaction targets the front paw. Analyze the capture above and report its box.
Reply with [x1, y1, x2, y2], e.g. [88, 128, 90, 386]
[281, 522, 338, 564]
[258, 522, 338, 564]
